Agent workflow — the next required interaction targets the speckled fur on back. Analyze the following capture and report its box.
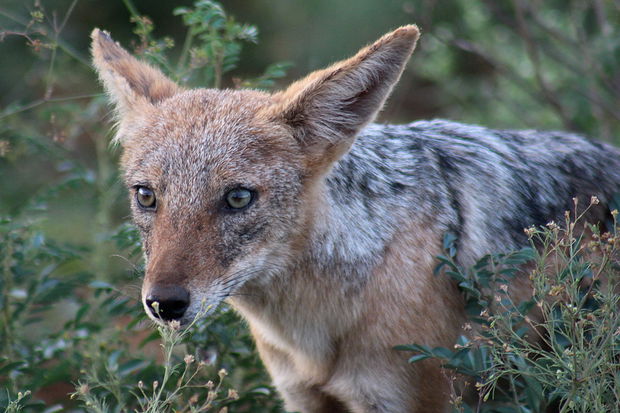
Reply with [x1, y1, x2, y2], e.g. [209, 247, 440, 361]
[331, 121, 620, 269]
[91, 25, 620, 413]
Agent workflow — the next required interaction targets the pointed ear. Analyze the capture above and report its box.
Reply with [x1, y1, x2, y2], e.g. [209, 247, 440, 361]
[91, 28, 181, 119]
[266, 25, 420, 168]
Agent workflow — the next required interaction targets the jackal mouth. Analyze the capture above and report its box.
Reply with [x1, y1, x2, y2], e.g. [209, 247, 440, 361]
[142, 300, 212, 330]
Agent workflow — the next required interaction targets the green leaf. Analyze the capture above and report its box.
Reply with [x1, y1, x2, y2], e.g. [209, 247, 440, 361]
[443, 232, 458, 253]
[407, 354, 430, 363]
[119, 359, 150, 376]
[0, 361, 25, 374]
[431, 346, 454, 359]
[393, 343, 429, 353]
[42, 405, 64, 413]
[173, 7, 191, 15]
[139, 329, 161, 348]
[89, 280, 114, 290]
[249, 386, 273, 396]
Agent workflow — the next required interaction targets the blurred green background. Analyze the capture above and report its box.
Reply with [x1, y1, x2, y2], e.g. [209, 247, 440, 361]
[0, 0, 619, 410]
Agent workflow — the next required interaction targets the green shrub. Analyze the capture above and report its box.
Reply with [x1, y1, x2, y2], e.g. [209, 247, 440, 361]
[397, 197, 620, 412]
[0, 206, 282, 412]
[412, 0, 620, 144]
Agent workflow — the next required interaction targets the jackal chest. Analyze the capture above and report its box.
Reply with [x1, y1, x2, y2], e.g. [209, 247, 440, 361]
[231, 305, 331, 382]
[230, 276, 362, 380]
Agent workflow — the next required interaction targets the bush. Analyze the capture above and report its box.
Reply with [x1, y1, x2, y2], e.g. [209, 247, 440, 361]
[411, 0, 620, 143]
[397, 197, 620, 412]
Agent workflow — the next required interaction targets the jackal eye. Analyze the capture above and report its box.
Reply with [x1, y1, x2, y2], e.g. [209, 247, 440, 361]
[225, 188, 253, 210]
[136, 186, 156, 209]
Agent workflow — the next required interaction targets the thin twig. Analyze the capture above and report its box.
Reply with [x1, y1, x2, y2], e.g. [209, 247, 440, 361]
[0, 93, 103, 120]
[0, 6, 89, 66]
[511, 0, 575, 130]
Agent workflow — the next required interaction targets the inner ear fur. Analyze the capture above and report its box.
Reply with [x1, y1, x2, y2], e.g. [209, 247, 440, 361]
[265, 25, 420, 166]
[91, 28, 181, 119]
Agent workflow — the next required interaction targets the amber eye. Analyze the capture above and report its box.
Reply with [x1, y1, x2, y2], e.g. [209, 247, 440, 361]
[136, 186, 156, 209]
[225, 188, 253, 209]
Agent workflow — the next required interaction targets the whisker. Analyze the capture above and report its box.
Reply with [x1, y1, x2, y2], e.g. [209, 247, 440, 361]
[227, 291, 261, 299]
[109, 253, 142, 272]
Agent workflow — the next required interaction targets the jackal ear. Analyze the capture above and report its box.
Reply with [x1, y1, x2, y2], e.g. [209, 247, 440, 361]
[91, 29, 180, 120]
[267, 25, 419, 167]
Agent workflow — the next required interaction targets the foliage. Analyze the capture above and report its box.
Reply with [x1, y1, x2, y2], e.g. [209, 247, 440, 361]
[412, 0, 620, 143]
[117, 0, 290, 89]
[397, 197, 620, 412]
[0, 212, 281, 412]
[0, 1, 285, 411]
[173, 0, 257, 88]
[70, 304, 278, 413]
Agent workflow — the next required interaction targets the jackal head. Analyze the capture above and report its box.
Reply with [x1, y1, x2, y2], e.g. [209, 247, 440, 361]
[91, 26, 419, 325]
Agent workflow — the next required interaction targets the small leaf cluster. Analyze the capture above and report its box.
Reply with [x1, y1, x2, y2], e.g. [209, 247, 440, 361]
[119, 0, 291, 91]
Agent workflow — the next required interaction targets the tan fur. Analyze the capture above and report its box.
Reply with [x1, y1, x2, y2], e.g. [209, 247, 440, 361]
[232, 217, 463, 412]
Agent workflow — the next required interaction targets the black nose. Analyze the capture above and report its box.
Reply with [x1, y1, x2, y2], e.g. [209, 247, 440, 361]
[145, 285, 190, 321]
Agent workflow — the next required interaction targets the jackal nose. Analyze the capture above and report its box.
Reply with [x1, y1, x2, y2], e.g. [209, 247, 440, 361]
[145, 285, 190, 321]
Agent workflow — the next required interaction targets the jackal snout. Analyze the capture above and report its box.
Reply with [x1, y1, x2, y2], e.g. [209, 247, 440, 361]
[139, 234, 194, 323]
[144, 284, 190, 321]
